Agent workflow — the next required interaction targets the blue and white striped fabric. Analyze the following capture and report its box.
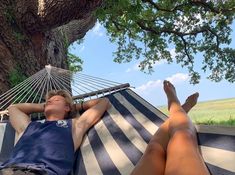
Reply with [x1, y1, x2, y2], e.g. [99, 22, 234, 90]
[1, 89, 235, 175]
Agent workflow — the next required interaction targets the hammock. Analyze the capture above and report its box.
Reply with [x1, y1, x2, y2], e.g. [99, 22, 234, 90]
[0, 65, 234, 175]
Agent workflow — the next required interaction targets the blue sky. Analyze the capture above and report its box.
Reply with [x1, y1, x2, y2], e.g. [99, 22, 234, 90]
[69, 22, 235, 106]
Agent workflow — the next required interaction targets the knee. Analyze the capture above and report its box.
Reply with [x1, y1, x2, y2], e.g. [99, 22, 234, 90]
[145, 140, 166, 156]
[170, 129, 198, 145]
[174, 128, 196, 137]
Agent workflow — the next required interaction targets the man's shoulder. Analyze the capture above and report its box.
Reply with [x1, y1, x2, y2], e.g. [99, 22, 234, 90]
[71, 116, 80, 124]
[71, 117, 87, 134]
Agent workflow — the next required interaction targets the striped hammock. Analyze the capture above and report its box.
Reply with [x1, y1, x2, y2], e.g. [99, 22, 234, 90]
[0, 66, 235, 175]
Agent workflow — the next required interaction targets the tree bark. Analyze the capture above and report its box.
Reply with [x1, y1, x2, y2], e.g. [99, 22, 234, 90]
[14, 0, 102, 33]
[0, 0, 102, 94]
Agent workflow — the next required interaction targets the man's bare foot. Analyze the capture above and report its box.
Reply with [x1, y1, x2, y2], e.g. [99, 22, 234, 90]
[163, 80, 181, 111]
[182, 93, 199, 113]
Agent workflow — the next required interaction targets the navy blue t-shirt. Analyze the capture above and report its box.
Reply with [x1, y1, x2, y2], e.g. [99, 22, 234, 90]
[1, 119, 74, 175]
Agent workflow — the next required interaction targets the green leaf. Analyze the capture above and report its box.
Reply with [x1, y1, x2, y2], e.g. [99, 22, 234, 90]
[96, 0, 235, 84]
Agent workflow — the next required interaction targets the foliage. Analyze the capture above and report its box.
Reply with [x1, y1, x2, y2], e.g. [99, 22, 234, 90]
[13, 31, 25, 41]
[8, 67, 39, 106]
[8, 67, 44, 104]
[9, 66, 27, 87]
[61, 30, 83, 72]
[96, 0, 235, 84]
[4, 6, 25, 42]
[4, 6, 15, 24]
[67, 52, 83, 72]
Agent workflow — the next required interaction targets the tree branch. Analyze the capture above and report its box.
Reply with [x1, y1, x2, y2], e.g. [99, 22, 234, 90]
[111, 20, 135, 37]
[136, 20, 222, 63]
[180, 36, 192, 63]
[55, 15, 97, 45]
[189, 0, 235, 14]
[206, 27, 220, 52]
[137, 20, 210, 37]
[142, 0, 185, 12]
[14, 0, 102, 33]
[142, 0, 235, 14]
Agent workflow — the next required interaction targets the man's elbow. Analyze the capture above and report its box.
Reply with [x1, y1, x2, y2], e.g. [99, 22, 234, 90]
[7, 105, 19, 115]
[7, 105, 17, 111]
[102, 98, 111, 109]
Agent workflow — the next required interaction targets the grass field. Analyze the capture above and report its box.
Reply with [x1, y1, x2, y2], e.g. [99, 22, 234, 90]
[158, 97, 235, 126]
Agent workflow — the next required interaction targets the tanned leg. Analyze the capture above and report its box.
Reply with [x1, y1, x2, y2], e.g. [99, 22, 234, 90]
[131, 82, 199, 175]
[182, 92, 199, 113]
[163, 80, 209, 175]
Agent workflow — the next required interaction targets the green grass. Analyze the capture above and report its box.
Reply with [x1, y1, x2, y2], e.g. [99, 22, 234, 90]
[158, 98, 235, 126]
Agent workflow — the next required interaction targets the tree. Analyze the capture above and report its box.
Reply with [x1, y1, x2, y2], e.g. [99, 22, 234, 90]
[0, 0, 101, 93]
[96, 0, 235, 84]
[1, 0, 234, 94]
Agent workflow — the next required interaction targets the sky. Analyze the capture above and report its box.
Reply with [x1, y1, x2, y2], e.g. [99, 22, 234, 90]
[69, 22, 235, 107]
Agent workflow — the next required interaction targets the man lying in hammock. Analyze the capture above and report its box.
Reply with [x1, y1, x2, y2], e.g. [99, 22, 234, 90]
[0, 90, 110, 175]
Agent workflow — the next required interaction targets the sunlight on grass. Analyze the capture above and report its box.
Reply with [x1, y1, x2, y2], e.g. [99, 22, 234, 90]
[158, 98, 235, 126]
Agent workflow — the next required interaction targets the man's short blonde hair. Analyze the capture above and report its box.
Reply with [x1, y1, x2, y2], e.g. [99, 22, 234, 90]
[45, 90, 73, 109]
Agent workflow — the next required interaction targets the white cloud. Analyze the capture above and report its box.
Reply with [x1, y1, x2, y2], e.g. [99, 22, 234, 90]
[134, 73, 189, 95]
[135, 80, 162, 92]
[166, 73, 189, 84]
[91, 22, 104, 36]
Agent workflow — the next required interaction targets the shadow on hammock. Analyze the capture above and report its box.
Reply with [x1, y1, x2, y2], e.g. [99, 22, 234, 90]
[1, 89, 235, 175]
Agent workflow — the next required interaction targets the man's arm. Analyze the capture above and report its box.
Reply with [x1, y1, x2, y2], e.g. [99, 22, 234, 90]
[72, 98, 110, 150]
[8, 103, 44, 134]
[73, 99, 105, 113]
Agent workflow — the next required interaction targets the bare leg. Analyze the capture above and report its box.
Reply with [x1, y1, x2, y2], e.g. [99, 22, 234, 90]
[131, 120, 167, 175]
[131, 83, 199, 175]
[163, 80, 209, 175]
[182, 92, 199, 113]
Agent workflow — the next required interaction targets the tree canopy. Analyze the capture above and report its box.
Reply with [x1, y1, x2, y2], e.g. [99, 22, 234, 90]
[96, 0, 235, 84]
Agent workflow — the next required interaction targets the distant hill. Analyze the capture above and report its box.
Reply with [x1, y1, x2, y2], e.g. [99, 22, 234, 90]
[158, 98, 235, 126]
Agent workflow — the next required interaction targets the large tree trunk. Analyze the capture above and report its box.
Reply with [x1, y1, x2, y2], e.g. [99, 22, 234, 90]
[0, 0, 102, 94]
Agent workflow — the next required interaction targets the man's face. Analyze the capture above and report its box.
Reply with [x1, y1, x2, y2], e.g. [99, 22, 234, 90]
[44, 95, 70, 118]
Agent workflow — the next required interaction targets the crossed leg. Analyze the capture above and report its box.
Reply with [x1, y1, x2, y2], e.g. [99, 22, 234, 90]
[164, 81, 209, 175]
[130, 119, 168, 175]
[131, 80, 202, 175]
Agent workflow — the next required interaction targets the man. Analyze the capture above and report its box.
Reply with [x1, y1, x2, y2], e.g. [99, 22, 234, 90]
[0, 90, 110, 175]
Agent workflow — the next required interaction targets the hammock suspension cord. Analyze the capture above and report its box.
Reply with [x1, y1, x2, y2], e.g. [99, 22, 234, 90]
[0, 65, 130, 121]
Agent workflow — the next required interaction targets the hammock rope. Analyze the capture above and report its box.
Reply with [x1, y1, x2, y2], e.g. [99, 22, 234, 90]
[0, 65, 129, 121]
